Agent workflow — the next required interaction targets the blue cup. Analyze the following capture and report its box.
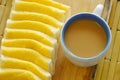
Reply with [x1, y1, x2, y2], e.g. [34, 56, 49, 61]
[60, 12, 112, 67]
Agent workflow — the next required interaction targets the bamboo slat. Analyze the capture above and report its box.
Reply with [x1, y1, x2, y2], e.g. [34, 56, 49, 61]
[102, 0, 113, 21]
[0, 0, 12, 36]
[94, 57, 105, 80]
[113, 62, 120, 80]
[0, 0, 2, 4]
[118, 18, 120, 30]
[107, 31, 120, 80]
[109, 0, 118, 28]
[1, 0, 8, 5]
[100, 60, 110, 80]
[105, 1, 120, 59]
[0, 5, 5, 23]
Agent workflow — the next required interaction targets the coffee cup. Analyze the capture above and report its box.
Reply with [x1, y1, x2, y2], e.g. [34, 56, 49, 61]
[60, 4, 112, 67]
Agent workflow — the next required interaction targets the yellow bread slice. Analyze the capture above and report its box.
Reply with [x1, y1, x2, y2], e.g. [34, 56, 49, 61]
[1, 46, 53, 73]
[2, 39, 55, 58]
[0, 57, 51, 80]
[14, 1, 65, 20]
[20, 0, 70, 12]
[20, 0, 71, 19]
[10, 11, 63, 28]
[0, 69, 41, 80]
[7, 20, 59, 38]
[4, 28, 57, 48]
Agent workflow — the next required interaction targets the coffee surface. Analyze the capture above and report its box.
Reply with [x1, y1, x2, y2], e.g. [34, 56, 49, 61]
[65, 19, 107, 58]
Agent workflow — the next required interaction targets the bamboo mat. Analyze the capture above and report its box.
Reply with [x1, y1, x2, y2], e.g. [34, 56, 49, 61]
[0, 0, 114, 80]
[94, 1, 120, 80]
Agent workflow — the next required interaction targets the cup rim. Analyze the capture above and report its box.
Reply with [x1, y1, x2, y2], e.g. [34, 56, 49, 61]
[61, 12, 112, 61]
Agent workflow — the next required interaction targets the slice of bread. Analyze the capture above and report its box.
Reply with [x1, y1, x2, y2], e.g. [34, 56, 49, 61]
[0, 57, 51, 80]
[18, 0, 71, 20]
[10, 11, 63, 28]
[2, 39, 55, 59]
[1, 46, 53, 73]
[4, 28, 57, 48]
[7, 20, 59, 38]
[0, 69, 41, 80]
[13, 1, 65, 21]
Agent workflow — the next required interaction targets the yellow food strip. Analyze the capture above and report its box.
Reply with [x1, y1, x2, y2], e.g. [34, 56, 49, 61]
[10, 11, 63, 28]
[2, 39, 55, 58]
[7, 20, 59, 38]
[14, 1, 65, 20]
[113, 62, 120, 80]
[0, 57, 51, 80]
[0, 69, 41, 80]
[1, 46, 52, 72]
[4, 28, 57, 48]
[21, 0, 70, 12]
[20, 0, 70, 19]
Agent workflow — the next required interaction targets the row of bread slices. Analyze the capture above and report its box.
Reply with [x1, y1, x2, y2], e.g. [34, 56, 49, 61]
[0, 0, 70, 80]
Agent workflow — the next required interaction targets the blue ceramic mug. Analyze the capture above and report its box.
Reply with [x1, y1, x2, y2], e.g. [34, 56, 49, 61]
[60, 4, 112, 67]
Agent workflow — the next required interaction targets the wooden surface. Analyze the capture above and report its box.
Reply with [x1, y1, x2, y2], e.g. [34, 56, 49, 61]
[52, 0, 107, 80]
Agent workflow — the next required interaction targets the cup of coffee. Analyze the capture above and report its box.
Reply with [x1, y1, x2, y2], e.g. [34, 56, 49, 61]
[60, 4, 112, 67]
